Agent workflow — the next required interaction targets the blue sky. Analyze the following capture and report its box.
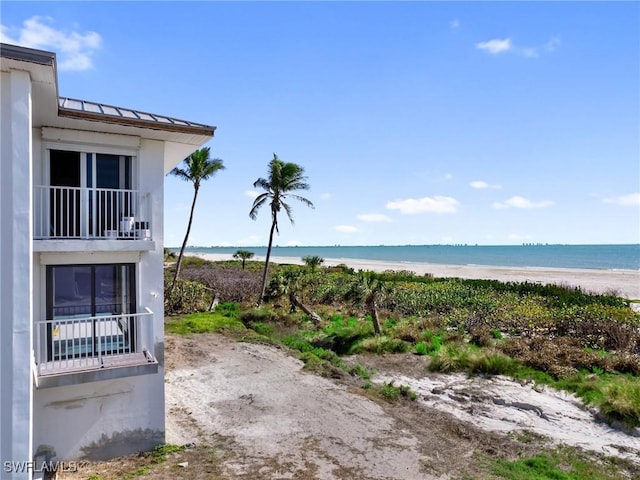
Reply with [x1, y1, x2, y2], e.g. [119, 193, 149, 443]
[2, 1, 639, 247]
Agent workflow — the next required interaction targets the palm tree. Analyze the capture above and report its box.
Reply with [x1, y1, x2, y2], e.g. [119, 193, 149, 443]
[169, 147, 225, 296]
[233, 249, 255, 270]
[302, 255, 324, 272]
[348, 271, 385, 335]
[249, 154, 314, 305]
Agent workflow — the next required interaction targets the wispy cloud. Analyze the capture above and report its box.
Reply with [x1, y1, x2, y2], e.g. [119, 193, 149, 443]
[334, 225, 358, 233]
[1, 16, 102, 71]
[476, 36, 559, 58]
[386, 196, 460, 214]
[476, 38, 512, 54]
[603, 193, 640, 207]
[470, 180, 501, 190]
[492, 196, 554, 209]
[357, 213, 391, 223]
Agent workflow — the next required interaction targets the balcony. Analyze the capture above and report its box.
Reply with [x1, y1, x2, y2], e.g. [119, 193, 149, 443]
[34, 309, 158, 388]
[34, 185, 151, 241]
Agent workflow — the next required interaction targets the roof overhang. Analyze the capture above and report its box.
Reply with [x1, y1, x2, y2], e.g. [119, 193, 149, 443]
[1, 43, 215, 169]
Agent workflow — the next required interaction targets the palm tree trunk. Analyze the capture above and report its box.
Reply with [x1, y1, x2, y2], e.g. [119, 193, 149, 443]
[289, 292, 321, 326]
[366, 294, 382, 335]
[257, 216, 277, 305]
[170, 185, 199, 297]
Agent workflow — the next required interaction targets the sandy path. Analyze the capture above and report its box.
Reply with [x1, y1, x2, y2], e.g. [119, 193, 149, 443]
[375, 373, 640, 464]
[165, 335, 428, 479]
[164, 334, 640, 480]
[192, 253, 640, 300]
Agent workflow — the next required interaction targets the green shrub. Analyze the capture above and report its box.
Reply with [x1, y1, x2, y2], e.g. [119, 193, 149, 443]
[379, 382, 417, 402]
[216, 302, 241, 318]
[415, 341, 428, 355]
[165, 279, 210, 314]
[419, 330, 443, 354]
[251, 322, 275, 336]
[349, 363, 372, 379]
[598, 377, 640, 427]
[352, 336, 410, 354]
[165, 312, 246, 335]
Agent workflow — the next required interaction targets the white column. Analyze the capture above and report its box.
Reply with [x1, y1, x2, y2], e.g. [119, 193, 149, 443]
[0, 69, 34, 479]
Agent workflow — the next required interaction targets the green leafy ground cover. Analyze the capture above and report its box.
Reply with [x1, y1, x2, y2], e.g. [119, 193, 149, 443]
[163, 260, 640, 479]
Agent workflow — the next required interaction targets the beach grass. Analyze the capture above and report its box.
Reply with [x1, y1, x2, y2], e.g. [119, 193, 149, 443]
[165, 260, 640, 427]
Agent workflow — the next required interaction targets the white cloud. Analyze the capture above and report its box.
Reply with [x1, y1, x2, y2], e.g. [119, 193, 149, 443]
[476, 35, 559, 58]
[603, 193, 640, 207]
[245, 190, 260, 199]
[334, 225, 358, 233]
[470, 180, 501, 190]
[492, 196, 554, 209]
[476, 38, 511, 54]
[1, 16, 102, 71]
[386, 196, 460, 214]
[357, 213, 391, 223]
[319, 192, 332, 200]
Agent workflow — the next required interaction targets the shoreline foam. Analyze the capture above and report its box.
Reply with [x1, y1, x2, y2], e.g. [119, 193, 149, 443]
[190, 253, 640, 300]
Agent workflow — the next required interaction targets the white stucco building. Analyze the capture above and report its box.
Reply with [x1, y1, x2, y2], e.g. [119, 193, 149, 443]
[0, 43, 214, 478]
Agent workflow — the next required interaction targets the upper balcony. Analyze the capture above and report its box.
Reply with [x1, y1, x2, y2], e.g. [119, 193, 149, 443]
[33, 185, 154, 251]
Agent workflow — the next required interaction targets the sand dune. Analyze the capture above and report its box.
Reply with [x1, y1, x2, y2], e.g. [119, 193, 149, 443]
[192, 253, 640, 300]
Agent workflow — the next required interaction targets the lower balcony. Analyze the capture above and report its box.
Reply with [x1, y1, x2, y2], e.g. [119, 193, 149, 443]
[34, 185, 152, 241]
[34, 309, 158, 388]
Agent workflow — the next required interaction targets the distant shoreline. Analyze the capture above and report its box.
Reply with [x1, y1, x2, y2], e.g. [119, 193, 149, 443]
[188, 252, 640, 301]
[177, 244, 640, 271]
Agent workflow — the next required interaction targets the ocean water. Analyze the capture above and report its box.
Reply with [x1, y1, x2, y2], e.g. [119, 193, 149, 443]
[184, 244, 640, 271]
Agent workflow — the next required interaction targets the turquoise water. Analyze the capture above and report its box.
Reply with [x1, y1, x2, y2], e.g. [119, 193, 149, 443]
[182, 244, 640, 271]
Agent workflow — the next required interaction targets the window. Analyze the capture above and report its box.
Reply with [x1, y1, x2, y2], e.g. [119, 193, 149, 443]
[47, 149, 134, 237]
[45, 264, 136, 361]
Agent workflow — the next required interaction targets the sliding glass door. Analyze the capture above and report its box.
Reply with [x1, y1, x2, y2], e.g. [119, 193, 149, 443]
[48, 150, 132, 237]
[45, 264, 136, 360]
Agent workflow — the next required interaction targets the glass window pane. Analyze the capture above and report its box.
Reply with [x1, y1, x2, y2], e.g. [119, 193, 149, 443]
[52, 266, 92, 319]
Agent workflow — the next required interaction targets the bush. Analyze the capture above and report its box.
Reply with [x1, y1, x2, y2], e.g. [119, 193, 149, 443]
[415, 342, 428, 355]
[351, 336, 410, 354]
[379, 382, 417, 402]
[165, 279, 210, 314]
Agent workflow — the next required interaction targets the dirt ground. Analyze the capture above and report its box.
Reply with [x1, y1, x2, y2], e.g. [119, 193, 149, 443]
[61, 333, 639, 480]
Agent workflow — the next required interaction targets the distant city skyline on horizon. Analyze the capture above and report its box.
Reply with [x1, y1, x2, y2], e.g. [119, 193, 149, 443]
[2, 2, 638, 246]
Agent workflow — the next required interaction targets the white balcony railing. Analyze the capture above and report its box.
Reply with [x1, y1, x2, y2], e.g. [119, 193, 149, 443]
[34, 185, 151, 240]
[34, 309, 155, 377]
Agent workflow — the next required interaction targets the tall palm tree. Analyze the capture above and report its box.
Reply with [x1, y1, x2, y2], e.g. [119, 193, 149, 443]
[249, 154, 314, 305]
[169, 147, 225, 296]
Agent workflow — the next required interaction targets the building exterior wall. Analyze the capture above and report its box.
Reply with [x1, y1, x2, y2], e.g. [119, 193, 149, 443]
[1, 43, 212, 477]
[0, 69, 34, 478]
[31, 138, 168, 461]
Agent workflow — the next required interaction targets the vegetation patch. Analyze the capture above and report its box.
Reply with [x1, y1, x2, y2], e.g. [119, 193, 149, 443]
[377, 382, 417, 402]
[165, 311, 246, 335]
[488, 447, 627, 480]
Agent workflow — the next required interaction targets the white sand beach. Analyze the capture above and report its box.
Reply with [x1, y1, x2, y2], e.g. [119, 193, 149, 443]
[191, 253, 640, 300]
